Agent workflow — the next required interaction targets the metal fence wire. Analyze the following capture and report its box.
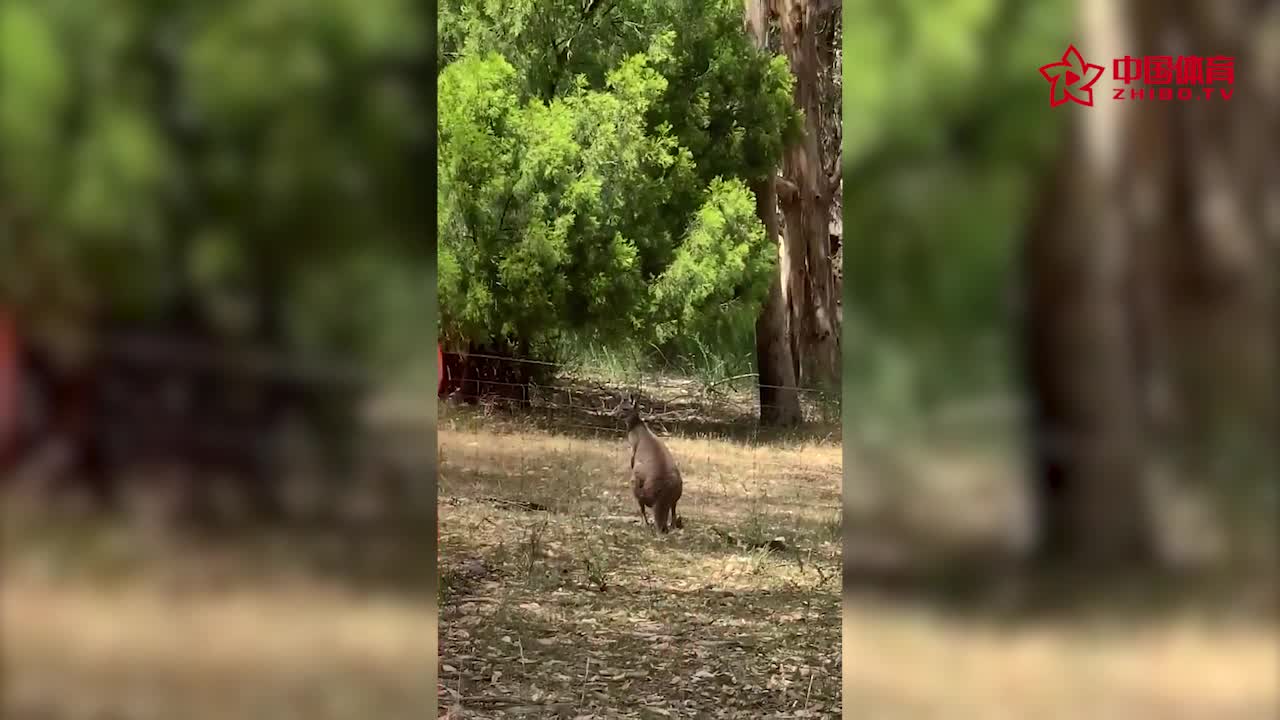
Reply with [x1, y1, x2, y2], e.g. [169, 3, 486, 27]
[437, 351, 843, 518]
[3, 332, 434, 520]
[438, 350, 841, 434]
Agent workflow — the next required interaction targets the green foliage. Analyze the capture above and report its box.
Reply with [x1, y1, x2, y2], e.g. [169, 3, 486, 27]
[437, 1, 796, 360]
[841, 0, 1070, 414]
[0, 2, 69, 207]
[439, 0, 799, 185]
[0, 0, 432, 370]
[437, 49, 692, 348]
[652, 178, 771, 343]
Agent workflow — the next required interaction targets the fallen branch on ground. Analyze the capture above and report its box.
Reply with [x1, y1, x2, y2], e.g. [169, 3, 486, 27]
[477, 496, 550, 512]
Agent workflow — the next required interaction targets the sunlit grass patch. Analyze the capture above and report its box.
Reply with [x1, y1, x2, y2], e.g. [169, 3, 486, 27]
[439, 408, 842, 718]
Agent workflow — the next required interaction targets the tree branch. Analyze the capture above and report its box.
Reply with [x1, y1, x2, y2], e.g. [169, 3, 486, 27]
[545, 0, 618, 96]
[814, 0, 843, 18]
[775, 175, 800, 202]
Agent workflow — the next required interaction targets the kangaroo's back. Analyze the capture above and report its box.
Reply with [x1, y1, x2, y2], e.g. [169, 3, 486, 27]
[631, 423, 681, 480]
[618, 396, 683, 533]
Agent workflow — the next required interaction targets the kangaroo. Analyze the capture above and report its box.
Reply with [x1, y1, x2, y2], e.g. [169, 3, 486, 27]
[614, 393, 683, 533]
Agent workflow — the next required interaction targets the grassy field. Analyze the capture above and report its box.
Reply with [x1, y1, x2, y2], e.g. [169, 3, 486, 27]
[843, 596, 1276, 719]
[437, 401, 843, 719]
[842, 435, 1279, 720]
[6, 384, 1271, 720]
[2, 398, 438, 720]
[3, 513, 437, 720]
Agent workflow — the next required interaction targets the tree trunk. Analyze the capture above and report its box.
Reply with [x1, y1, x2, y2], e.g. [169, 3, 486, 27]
[746, 0, 803, 427]
[753, 181, 803, 426]
[1136, 0, 1279, 471]
[0, 307, 17, 468]
[776, 0, 841, 389]
[1023, 0, 1154, 568]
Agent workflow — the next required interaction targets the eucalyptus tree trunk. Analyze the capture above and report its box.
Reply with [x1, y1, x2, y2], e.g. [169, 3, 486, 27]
[746, 0, 803, 427]
[776, 0, 841, 389]
[1026, 0, 1280, 568]
[1128, 0, 1278, 476]
[1023, 0, 1154, 567]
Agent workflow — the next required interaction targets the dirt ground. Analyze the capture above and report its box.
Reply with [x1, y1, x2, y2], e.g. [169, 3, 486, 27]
[2, 399, 438, 720]
[3, 516, 437, 720]
[843, 596, 1277, 719]
[4, 394, 1272, 720]
[436, 404, 843, 719]
[842, 437, 1279, 720]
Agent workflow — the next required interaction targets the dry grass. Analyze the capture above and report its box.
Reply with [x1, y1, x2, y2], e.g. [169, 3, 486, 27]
[2, 421, 437, 720]
[437, 405, 843, 719]
[843, 439, 1279, 720]
[843, 601, 1277, 720]
[6, 576, 436, 720]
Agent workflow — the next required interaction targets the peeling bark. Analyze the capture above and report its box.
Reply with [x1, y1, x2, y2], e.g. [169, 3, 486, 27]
[747, 0, 803, 426]
[776, 0, 841, 388]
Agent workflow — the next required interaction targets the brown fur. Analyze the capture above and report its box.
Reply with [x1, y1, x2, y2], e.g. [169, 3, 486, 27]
[615, 395, 683, 533]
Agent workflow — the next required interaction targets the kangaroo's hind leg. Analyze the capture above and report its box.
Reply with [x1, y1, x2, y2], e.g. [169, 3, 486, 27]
[638, 499, 653, 530]
[654, 499, 672, 534]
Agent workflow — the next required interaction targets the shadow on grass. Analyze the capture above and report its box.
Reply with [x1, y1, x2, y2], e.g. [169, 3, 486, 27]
[4, 499, 437, 600]
[439, 546, 840, 716]
[4, 408, 438, 599]
[843, 524, 1278, 626]
[441, 381, 841, 448]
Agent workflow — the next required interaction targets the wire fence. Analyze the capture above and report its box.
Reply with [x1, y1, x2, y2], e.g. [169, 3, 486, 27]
[5, 333, 844, 525]
[437, 351, 843, 520]
[2, 330, 434, 523]
[439, 350, 842, 434]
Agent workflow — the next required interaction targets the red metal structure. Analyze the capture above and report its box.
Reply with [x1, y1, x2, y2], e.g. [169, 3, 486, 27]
[0, 308, 17, 465]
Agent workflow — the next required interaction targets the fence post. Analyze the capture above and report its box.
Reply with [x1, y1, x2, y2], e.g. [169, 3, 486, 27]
[0, 307, 17, 465]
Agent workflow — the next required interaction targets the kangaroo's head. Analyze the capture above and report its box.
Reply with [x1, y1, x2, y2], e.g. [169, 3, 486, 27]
[611, 392, 644, 430]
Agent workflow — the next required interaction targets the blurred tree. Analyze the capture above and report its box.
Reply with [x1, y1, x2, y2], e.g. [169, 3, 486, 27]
[0, 0, 430, 362]
[1022, 0, 1278, 567]
[1022, 0, 1155, 568]
[841, 0, 1067, 417]
[0, 0, 432, 509]
[1125, 0, 1278, 483]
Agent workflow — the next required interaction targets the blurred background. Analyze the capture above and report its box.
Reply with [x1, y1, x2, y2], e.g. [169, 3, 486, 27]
[840, 0, 1277, 717]
[0, 1, 436, 718]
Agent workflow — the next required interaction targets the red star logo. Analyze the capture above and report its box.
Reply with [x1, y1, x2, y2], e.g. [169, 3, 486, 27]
[1040, 45, 1105, 108]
